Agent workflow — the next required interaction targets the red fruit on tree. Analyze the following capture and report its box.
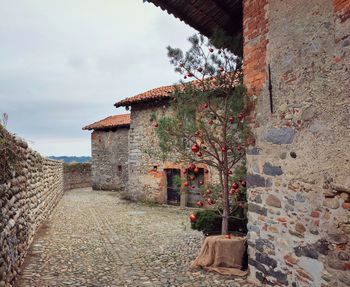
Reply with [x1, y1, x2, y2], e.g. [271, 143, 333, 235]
[196, 151, 202, 157]
[189, 163, 196, 170]
[241, 180, 247, 187]
[207, 198, 214, 205]
[204, 169, 209, 174]
[238, 113, 244, 120]
[190, 175, 195, 181]
[229, 117, 234, 123]
[221, 147, 226, 152]
[191, 185, 196, 189]
[196, 201, 204, 207]
[191, 144, 200, 153]
[184, 181, 189, 187]
[189, 213, 197, 222]
[194, 167, 200, 174]
[204, 103, 209, 109]
[232, 182, 238, 189]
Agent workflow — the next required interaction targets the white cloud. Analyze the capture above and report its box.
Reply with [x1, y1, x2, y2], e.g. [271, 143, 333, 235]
[0, 0, 196, 156]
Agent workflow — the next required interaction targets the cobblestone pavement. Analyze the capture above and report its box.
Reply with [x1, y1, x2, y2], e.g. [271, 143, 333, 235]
[15, 188, 252, 287]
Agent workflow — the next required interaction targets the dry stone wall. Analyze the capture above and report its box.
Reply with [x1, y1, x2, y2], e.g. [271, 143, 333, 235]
[91, 128, 129, 191]
[63, 162, 91, 190]
[0, 130, 64, 286]
[244, 0, 350, 286]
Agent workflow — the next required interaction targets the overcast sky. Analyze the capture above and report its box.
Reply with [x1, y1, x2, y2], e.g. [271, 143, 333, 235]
[0, 0, 196, 156]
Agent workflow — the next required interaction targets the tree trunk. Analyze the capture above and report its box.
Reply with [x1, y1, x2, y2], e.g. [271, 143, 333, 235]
[221, 176, 230, 235]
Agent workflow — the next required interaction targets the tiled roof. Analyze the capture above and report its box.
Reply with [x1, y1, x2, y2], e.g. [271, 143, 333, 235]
[82, 114, 130, 131]
[114, 84, 177, 107]
[114, 73, 240, 108]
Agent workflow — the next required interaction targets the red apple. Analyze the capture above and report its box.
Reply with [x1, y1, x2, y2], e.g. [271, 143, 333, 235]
[207, 198, 214, 205]
[190, 175, 195, 181]
[221, 147, 226, 152]
[189, 213, 197, 222]
[191, 185, 196, 189]
[196, 201, 204, 207]
[184, 181, 189, 187]
[229, 117, 235, 123]
[232, 182, 238, 189]
[238, 113, 244, 120]
[204, 169, 209, 174]
[241, 180, 246, 187]
[194, 167, 200, 174]
[191, 144, 200, 153]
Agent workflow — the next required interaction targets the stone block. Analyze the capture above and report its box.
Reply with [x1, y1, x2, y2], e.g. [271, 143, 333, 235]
[265, 194, 282, 208]
[263, 162, 283, 176]
[264, 128, 295, 144]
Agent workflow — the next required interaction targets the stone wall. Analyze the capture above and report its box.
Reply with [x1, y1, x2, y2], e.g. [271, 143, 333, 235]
[244, 0, 350, 286]
[0, 130, 64, 286]
[128, 102, 216, 204]
[91, 128, 129, 191]
[63, 162, 91, 190]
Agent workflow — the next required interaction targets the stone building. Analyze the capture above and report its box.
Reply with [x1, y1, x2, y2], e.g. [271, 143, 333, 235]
[115, 85, 215, 206]
[83, 114, 130, 191]
[146, 0, 350, 286]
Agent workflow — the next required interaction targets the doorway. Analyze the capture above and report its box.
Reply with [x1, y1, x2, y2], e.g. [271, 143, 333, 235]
[165, 169, 181, 205]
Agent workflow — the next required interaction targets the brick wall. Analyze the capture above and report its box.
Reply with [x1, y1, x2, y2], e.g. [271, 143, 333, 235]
[244, 0, 350, 286]
[91, 128, 129, 191]
[243, 0, 268, 98]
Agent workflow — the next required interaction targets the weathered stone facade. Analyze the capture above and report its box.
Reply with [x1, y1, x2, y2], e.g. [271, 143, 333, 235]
[91, 128, 129, 191]
[127, 101, 215, 205]
[0, 130, 64, 286]
[244, 0, 350, 285]
[63, 162, 91, 191]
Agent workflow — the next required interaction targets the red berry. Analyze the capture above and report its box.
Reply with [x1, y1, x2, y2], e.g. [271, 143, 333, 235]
[204, 103, 209, 109]
[224, 234, 231, 239]
[204, 169, 209, 174]
[194, 167, 200, 174]
[197, 67, 203, 72]
[229, 117, 234, 123]
[241, 180, 247, 187]
[196, 201, 204, 207]
[189, 163, 196, 170]
[189, 213, 197, 222]
[221, 147, 226, 152]
[191, 185, 196, 189]
[209, 48, 214, 52]
[190, 175, 195, 181]
[191, 144, 199, 153]
[238, 113, 244, 120]
[196, 151, 202, 157]
[184, 181, 189, 187]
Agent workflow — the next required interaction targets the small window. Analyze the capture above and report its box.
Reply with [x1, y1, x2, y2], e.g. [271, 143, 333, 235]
[153, 165, 158, 171]
[118, 165, 122, 172]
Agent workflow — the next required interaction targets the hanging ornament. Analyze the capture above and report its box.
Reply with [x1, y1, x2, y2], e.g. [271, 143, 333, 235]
[189, 213, 197, 222]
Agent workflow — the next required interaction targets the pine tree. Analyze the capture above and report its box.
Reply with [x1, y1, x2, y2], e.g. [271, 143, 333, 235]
[156, 34, 253, 235]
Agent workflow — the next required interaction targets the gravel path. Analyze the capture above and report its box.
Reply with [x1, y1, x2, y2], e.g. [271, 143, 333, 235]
[14, 188, 250, 287]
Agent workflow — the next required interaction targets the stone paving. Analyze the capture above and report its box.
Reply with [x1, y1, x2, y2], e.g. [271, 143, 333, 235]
[14, 188, 252, 287]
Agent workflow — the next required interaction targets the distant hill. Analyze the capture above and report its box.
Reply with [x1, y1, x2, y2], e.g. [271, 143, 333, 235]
[48, 156, 91, 163]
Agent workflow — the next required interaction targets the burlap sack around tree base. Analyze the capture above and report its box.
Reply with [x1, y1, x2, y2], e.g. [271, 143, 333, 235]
[190, 234, 249, 276]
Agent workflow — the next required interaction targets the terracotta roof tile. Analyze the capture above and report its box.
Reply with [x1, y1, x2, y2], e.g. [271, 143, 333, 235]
[83, 114, 130, 131]
[114, 73, 240, 108]
[114, 84, 177, 107]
